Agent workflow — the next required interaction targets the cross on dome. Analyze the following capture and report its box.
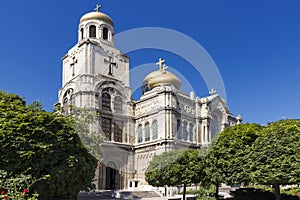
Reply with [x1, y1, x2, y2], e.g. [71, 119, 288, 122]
[156, 58, 165, 69]
[161, 64, 168, 72]
[156, 58, 168, 72]
[94, 4, 102, 12]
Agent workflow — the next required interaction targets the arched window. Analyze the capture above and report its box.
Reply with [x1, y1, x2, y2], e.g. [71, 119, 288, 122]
[68, 94, 75, 113]
[177, 120, 182, 139]
[89, 25, 96, 38]
[142, 81, 150, 94]
[152, 121, 158, 140]
[62, 88, 74, 115]
[145, 123, 150, 142]
[183, 122, 188, 141]
[70, 94, 75, 106]
[102, 118, 112, 141]
[137, 125, 143, 143]
[114, 121, 123, 142]
[102, 92, 111, 111]
[189, 124, 194, 142]
[63, 97, 68, 114]
[114, 96, 122, 112]
[103, 27, 108, 40]
[80, 28, 84, 40]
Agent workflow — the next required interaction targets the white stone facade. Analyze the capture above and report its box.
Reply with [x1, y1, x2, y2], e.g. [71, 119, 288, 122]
[57, 8, 241, 191]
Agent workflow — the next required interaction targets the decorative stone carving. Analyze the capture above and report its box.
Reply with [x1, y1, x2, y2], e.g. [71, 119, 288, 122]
[63, 46, 84, 65]
[135, 100, 160, 116]
[201, 97, 209, 104]
[183, 104, 196, 114]
[70, 46, 84, 58]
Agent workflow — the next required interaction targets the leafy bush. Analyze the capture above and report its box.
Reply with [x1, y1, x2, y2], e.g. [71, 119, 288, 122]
[229, 188, 275, 200]
[0, 170, 42, 200]
[0, 92, 98, 199]
[185, 185, 215, 197]
[281, 187, 300, 196]
[228, 187, 300, 200]
[183, 185, 216, 200]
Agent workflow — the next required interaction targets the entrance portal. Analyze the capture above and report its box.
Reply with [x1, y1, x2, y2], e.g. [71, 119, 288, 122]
[105, 162, 120, 190]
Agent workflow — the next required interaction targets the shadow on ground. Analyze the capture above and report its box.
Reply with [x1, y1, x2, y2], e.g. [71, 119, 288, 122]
[226, 188, 299, 200]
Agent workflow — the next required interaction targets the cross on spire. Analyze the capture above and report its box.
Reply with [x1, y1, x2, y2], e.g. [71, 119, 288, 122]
[209, 88, 216, 96]
[94, 4, 102, 12]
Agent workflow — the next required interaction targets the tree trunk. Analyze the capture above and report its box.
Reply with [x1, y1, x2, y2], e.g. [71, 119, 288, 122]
[183, 184, 186, 200]
[273, 183, 281, 200]
[215, 182, 219, 200]
[164, 186, 167, 196]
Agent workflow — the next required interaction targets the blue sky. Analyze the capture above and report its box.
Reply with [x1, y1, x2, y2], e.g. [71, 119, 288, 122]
[0, 0, 299, 125]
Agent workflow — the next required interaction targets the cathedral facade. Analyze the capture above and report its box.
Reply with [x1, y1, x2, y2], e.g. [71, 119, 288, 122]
[57, 6, 241, 191]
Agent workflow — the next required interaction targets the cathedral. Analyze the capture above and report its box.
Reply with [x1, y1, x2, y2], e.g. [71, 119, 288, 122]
[57, 5, 241, 191]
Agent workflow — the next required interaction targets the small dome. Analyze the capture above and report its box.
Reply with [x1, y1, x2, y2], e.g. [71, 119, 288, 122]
[143, 70, 181, 90]
[80, 12, 114, 26]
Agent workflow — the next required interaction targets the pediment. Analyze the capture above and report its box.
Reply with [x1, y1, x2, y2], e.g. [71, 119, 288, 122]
[207, 94, 229, 115]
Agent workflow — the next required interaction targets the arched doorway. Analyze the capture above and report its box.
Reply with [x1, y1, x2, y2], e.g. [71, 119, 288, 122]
[106, 162, 117, 189]
[102, 161, 121, 190]
[96, 155, 125, 190]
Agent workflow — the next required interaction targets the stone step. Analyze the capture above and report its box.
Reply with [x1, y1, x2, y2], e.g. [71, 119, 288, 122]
[120, 191, 161, 199]
[78, 190, 162, 200]
[78, 190, 115, 200]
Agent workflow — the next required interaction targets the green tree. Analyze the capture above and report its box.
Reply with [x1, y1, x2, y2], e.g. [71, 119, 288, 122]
[204, 123, 262, 199]
[145, 149, 204, 200]
[67, 106, 103, 161]
[0, 91, 98, 199]
[250, 119, 300, 200]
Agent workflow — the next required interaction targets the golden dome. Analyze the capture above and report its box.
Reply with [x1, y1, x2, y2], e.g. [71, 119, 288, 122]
[143, 70, 181, 90]
[80, 12, 114, 26]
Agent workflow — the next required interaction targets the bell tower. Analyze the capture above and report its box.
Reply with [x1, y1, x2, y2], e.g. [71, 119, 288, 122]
[58, 5, 134, 190]
[58, 4, 131, 110]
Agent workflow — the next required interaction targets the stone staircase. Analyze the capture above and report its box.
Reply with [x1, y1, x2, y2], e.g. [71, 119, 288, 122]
[120, 191, 161, 199]
[78, 190, 115, 200]
[78, 190, 162, 200]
